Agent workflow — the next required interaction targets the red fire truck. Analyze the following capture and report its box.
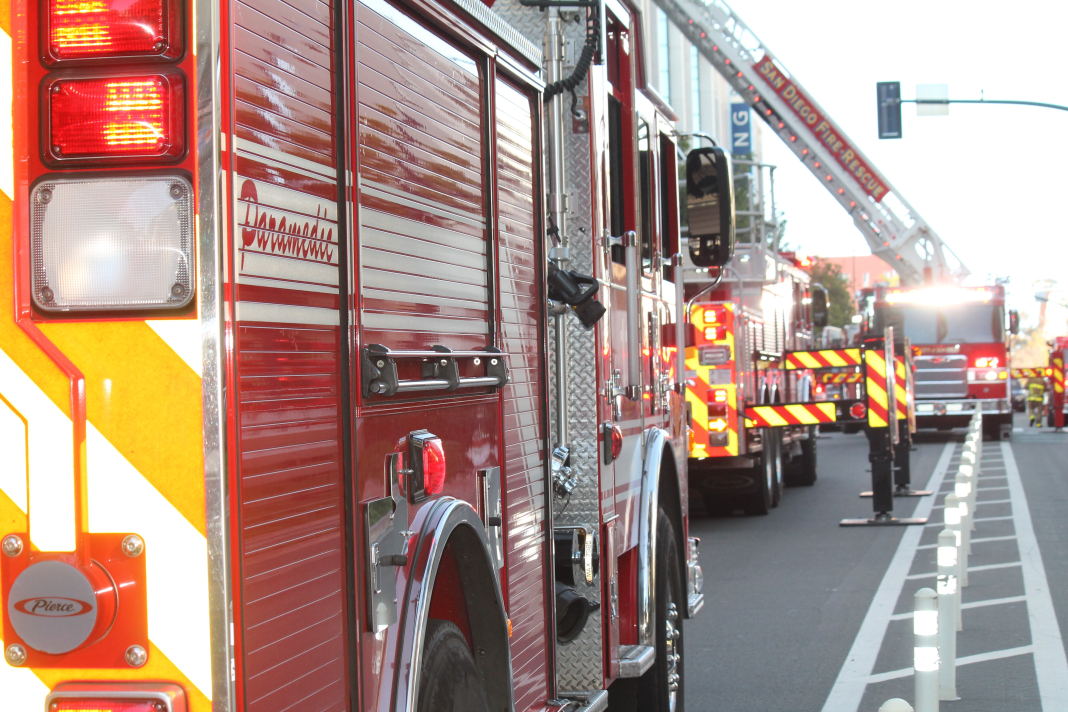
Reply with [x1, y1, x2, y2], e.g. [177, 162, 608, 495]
[858, 285, 1019, 440]
[0, 0, 726, 709]
[683, 243, 824, 515]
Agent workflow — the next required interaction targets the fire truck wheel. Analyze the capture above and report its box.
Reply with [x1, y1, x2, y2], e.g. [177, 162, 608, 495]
[744, 442, 775, 516]
[784, 435, 818, 487]
[417, 619, 491, 712]
[637, 509, 685, 712]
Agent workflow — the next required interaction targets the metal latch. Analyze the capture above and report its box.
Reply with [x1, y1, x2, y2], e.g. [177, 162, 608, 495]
[479, 467, 503, 571]
[551, 446, 576, 499]
[364, 453, 410, 633]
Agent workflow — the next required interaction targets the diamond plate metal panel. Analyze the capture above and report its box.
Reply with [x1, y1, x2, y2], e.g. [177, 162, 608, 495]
[493, 0, 607, 693]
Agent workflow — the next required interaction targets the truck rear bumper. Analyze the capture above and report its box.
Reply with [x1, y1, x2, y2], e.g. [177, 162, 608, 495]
[915, 398, 1012, 428]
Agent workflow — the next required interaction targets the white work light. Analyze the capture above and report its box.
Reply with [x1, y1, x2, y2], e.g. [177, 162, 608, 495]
[31, 175, 194, 312]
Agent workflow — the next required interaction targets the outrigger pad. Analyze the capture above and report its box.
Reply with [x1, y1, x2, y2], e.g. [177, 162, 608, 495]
[840, 515, 927, 527]
[859, 490, 933, 498]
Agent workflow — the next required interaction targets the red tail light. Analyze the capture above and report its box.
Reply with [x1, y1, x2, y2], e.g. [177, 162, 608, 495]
[849, 402, 867, 419]
[46, 73, 185, 163]
[422, 438, 447, 496]
[47, 699, 162, 712]
[44, 0, 182, 63]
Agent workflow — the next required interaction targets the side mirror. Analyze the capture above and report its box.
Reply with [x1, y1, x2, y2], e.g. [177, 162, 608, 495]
[686, 146, 735, 268]
[812, 287, 829, 328]
[1009, 309, 1020, 335]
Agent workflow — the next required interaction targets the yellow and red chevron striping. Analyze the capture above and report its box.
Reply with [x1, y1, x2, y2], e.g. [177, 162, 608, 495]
[745, 402, 836, 427]
[894, 356, 908, 420]
[865, 349, 890, 428]
[1012, 368, 1047, 378]
[1054, 356, 1065, 395]
[820, 372, 864, 384]
[785, 348, 862, 370]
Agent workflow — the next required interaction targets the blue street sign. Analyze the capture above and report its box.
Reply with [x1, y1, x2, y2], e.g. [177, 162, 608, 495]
[731, 103, 752, 155]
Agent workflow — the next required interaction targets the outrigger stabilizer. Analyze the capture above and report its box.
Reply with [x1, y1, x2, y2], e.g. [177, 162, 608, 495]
[840, 329, 927, 526]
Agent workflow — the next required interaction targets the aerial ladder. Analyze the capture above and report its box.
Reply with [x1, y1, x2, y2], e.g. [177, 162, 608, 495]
[660, 0, 969, 285]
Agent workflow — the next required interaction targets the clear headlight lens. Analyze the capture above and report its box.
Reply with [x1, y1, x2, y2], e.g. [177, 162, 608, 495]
[31, 175, 194, 312]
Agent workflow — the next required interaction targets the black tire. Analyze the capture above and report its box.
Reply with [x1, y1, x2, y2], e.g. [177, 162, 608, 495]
[417, 619, 490, 712]
[770, 433, 784, 507]
[784, 433, 818, 487]
[745, 437, 774, 516]
[637, 510, 684, 712]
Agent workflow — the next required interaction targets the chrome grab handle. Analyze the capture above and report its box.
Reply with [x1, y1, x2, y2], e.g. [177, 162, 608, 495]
[361, 344, 509, 397]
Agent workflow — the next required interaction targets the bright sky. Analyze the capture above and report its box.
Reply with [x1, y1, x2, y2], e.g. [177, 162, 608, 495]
[727, 0, 1068, 327]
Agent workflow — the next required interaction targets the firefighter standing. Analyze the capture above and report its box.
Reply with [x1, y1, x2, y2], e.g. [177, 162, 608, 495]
[1028, 377, 1046, 427]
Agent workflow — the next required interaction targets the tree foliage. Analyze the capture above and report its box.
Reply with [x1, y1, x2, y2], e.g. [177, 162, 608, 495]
[807, 260, 854, 328]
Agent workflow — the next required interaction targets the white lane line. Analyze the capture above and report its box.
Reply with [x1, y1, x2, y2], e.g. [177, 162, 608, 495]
[933, 498, 1011, 509]
[905, 561, 1023, 580]
[889, 595, 1028, 620]
[978, 486, 1011, 492]
[916, 534, 1017, 550]
[861, 646, 1035, 684]
[820, 442, 956, 712]
[924, 514, 1013, 527]
[1003, 441, 1068, 708]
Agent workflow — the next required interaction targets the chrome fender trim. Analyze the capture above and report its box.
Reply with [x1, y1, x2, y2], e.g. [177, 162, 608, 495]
[637, 427, 674, 648]
[394, 498, 514, 712]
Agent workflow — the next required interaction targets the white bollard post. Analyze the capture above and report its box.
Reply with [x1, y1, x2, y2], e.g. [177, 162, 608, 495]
[914, 588, 940, 712]
[879, 700, 915, 712]
[955, 486, 972, 587]
[937, 530, 958, 700]
[955, 471, 974, 570]
[959, 461, 977, 532]
[944, 494, 963, 631]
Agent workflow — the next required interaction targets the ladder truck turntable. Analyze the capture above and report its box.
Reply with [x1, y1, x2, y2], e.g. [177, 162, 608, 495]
[0, 0, 731, 710]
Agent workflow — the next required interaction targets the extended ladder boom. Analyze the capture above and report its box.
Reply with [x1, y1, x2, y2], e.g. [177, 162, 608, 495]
[660, 0, 968, 285]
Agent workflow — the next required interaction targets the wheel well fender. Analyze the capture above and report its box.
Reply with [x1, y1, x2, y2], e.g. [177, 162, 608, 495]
[394, 498, 512, 712]
[636, 428, 686, 645]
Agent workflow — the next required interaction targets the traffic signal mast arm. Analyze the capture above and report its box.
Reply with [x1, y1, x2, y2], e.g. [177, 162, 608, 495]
[658, 0, 969, 285]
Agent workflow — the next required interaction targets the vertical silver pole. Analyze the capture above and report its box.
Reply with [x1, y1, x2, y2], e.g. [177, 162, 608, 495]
[625, 231, 640, 399]
[546, 10, 569, 446]
[674, 254, 686, 394]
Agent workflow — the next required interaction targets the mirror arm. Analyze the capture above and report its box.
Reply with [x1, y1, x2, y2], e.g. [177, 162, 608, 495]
[624, 230, 641, 400]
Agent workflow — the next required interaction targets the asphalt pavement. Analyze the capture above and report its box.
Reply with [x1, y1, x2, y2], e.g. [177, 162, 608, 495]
[684, 412, 1068, 712]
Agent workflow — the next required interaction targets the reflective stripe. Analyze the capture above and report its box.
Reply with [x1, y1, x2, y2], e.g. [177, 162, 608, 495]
[785, 348, 862, 370]
[0, 345, 76, 551]
[87, 424, 212, 698]
[866, 350, 890, 428]
[746, 402, 836, 426]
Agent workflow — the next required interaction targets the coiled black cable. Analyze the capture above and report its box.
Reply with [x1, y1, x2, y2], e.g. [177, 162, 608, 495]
[543, 5, 599, 102]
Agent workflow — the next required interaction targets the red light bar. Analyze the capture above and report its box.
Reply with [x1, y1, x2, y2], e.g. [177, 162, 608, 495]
[48, 698, 162, 712]
[46, 72, 185, 163]
[44, 0, 182, 63]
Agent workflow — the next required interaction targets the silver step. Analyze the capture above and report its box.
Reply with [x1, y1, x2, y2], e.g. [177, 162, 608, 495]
[618, 644, 656, 678]
[550, 690, 609, 712]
